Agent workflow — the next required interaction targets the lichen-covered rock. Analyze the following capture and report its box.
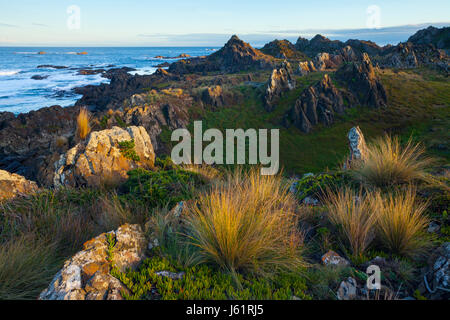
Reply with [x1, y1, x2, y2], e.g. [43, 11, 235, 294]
[0, 169, 38, 200]
[264, 62, 296, 111]
[347, 126, 368, 165]
[53, 126, 155, 187]
[283, 74, 345, 133]
[39, 224, 147, 300]
[337, 277, 357, 300]
[422, 242, 450, 300]
[321, 250, 350, 267]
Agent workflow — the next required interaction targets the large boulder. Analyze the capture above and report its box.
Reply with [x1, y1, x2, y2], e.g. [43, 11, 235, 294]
[0, 169, 38, 201]
[283, 74, 345, 133]
[336, 53, 387, 108]
[53, 126, 155, 187]
[264, 62, 296, 111]
[39, 224, 147, 300]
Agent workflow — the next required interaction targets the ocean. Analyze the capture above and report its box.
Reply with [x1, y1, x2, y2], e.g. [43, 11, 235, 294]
[0, 47, 218, 114]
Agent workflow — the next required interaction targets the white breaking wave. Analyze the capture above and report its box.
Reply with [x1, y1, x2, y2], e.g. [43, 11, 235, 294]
[0, 70, 21, 76]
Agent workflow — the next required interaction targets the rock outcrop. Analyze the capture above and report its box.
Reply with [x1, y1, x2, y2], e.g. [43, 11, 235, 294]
[75, 68, 179, 111]
[283, 74, 345, 133]
[264, 62, 296, 111]
[53, 126, 155, 187]
[39, 224, 147, 300]
[347, 126, 368, 167]
[0, 105, 79, 181]
[297, 61, 317, 76]
[336, 53, 387, 108]
[169, 35, 275, 74]
[373, 42, 449, 71]
[0, 169, 38, 201]
[201, 85, 225, 107]
[296, 35, 346, 56]
[422, 242, 450, 300]
[408, 26, 450, 51]
[260, 39, 308, 60]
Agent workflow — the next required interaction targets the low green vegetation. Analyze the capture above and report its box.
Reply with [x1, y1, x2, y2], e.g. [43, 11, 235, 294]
[118, 139, 140, 161]
[111, 254, 311, 300]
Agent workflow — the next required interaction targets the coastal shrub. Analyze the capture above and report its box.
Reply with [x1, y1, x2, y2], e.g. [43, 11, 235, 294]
[76, 107, 91, 140]
[295, 172, 352, 202]
[355, 135, 434, 188]
[184, 169, 306, 277]
[323, 188, 378, 258]
[111, 254, 311, 300]
[120, 168, 204, 208]
[118, 139, 140, 161]
[371, 187, 430, 257]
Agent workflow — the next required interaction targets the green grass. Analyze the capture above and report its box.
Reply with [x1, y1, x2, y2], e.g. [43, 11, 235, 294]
[177, 68, 450, 175]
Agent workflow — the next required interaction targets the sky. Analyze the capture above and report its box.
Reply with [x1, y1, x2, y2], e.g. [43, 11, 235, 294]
[0, 0, 449, 46]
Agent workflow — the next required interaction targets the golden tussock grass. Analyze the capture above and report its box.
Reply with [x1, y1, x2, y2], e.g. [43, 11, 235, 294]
[76, 107, 91, 140]
[323, 187, 378, 258]
[355, 135, 435, 188]
[371, 187, 430, 258]
[184, 168, 306, 277]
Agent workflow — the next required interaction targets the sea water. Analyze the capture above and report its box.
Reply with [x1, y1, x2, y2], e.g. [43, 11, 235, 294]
[0, 47, 217, 114]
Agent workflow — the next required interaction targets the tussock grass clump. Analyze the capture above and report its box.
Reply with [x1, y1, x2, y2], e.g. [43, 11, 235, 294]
[76, 107, 91, 140]
[323, 188, 377, 258]
[0, 236, 59, 300]
[371, 187, 430, 258]
[185, 169, 306, 277]
[355, 135, 434, 188]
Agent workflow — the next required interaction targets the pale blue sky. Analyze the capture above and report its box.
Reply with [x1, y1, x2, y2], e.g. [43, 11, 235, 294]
[0, 0, 449, 46]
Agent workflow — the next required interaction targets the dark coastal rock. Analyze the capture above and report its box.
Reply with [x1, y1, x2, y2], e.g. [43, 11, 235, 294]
[296, 34, 384, 58]
[155, 53, 191, 59]
[283, 74, 345, 133]
[169, 35, 276, 74]
[31, 75, 49, 80]
[295, 35, 345, 57]
[264, 62, 296, 111]
[373, 42, 449, 71]
[0, 105, 79, 182]
[74, 68, 177, 111]
[77, 69, 105, 76]
[37, 65, 68, 69]
[408, 26, 450, 51]
[155, 62, 171, 68]
[260, 39, 309, 60]
[336, 53, 387, 108]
